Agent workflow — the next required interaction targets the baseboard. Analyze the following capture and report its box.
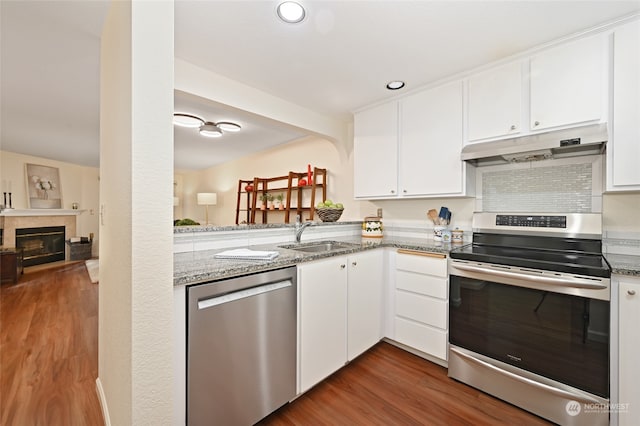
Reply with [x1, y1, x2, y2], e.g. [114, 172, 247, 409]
[96, 378, 111, 426]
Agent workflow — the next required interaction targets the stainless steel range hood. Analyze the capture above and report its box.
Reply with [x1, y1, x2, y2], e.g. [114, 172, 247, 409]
[461, 123, 607, 166]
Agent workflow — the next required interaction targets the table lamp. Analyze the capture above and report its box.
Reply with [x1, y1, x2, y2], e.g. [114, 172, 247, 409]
[197, 192, 217, 225]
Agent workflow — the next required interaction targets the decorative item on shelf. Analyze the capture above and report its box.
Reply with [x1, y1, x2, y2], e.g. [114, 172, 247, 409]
[362, 216, 383, 238]
[244, 184, 253, 192]
[307, 164, 312, 183]
[315, 199, 344, 222]
[259, 193, 268, 210]
[297, 178, 307, 187]
[196, 192, 217, 225]
[267, 193, 275, 210]
[275, 194, 285, 210]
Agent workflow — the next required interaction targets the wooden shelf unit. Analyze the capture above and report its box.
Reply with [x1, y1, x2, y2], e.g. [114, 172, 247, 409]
[235, 168, 327, 225]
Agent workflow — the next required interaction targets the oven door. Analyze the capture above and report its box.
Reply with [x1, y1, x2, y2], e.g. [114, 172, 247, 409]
[449, 259, 610, 398]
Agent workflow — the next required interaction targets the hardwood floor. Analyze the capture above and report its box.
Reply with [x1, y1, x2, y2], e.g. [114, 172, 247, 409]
[0, 262, 103, 426]
[260, 342, 553, 426]
[1, 262, 551, 426]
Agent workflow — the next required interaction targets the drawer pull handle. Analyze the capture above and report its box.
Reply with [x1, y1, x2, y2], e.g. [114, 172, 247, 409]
[397, 249, 446, 259]
[628, 289, 637, 296]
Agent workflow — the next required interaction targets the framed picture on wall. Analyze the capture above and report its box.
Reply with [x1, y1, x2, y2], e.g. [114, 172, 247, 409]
[25, 163, 62, 208]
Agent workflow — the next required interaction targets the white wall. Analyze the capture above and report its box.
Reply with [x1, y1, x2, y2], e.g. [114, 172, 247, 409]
[0, 150, 100, 251]
[99, 1, 174, 425]
[178, 136, 357, 225]
[603, 193, 640, 233]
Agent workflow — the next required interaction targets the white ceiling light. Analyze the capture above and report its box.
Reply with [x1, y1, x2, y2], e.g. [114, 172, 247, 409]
[386, 81, 405, 90]
[277, 1, 306, 23]
[216, 122, 242, 132]
[173, 113, 242, 138]
[173, 113, 205, 128]
[199, 122, 223, 138]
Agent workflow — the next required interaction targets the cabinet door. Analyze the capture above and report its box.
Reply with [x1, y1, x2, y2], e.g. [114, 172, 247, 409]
[299, 257, 347, 392]
[619, 279, 640, 425]
[399, 81, 466, 196]
[530, 33, 606, 131]
[468, 61, 522, 142]
[347, 250, 383, 361]
[610, 20, 640, 191]
[354, 101, 399, 198]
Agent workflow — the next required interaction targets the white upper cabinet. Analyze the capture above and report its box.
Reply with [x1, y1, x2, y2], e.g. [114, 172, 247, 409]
[353, 101, 399, 198]
[400, 81, 471, 197]
[354, 82, 474, 199]
[529, 33, 607, 131]
[467, 61, 523, 142]
[608, 19, 640, 191]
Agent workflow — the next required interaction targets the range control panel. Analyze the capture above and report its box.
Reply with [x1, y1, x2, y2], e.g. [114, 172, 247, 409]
[495, 215, 567, 228]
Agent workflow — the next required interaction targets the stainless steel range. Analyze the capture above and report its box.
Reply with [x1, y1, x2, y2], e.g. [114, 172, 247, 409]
[448, 212, 611, 426]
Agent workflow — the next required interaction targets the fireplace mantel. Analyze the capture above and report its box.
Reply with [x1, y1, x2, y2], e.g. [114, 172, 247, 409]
[0, 209, 86, 217]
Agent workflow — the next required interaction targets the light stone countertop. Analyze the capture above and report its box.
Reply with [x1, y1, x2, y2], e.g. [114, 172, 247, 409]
[605, 253, 640, 277]
[173, 232, 640, 286]
[174, 235, 453, 287]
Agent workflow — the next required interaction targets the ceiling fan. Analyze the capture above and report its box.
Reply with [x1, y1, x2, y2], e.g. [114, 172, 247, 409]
[173, 113, 242, 138]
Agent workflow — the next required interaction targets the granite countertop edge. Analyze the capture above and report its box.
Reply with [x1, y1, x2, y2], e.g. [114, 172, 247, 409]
[174, 236, 452, 287]
[605, 253, 640, 278]
[174, 238, 640, 287]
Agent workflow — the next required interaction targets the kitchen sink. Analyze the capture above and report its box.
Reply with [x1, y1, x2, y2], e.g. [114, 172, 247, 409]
[279, 241, 359, 253]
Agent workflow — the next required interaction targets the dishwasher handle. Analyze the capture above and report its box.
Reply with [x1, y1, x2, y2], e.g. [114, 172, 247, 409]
[197, 279, 292, 310]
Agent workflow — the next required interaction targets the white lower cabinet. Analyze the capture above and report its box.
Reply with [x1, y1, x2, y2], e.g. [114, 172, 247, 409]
[618, 275, 640, 425]
[393, 250, 448, 362]
[298, 250, 383, 393]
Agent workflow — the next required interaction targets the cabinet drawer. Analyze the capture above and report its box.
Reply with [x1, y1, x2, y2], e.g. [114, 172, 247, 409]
[396, 252, 447, 277]
[396, 270, 447, 299]
[395, 291, 447, 329]
[394, 317, 448, 360]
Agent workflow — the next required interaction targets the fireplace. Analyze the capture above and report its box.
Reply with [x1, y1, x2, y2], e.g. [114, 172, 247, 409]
[16, 226, 65, 267]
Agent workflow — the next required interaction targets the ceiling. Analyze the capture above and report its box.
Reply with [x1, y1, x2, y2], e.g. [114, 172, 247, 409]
[2, 1, 639, 170]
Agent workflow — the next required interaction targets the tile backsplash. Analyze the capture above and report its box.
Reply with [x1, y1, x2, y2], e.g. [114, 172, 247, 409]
[480, 160, 598, 213]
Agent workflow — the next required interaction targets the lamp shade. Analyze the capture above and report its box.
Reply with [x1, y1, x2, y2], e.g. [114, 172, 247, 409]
[197, 192, 217, 205]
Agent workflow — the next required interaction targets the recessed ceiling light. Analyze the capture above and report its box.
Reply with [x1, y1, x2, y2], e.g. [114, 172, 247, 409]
[173, 113, 205, 128]
[199, 122, 223, 138]
[386, 81, 405, 90]
[216, 122, 242, 132]
[277, 1, 306, 23]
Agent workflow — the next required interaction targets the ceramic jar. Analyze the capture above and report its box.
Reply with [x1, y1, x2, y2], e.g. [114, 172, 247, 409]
[362, 216, 383, 238]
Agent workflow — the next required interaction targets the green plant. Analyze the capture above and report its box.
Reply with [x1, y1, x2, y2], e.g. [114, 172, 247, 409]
[174, 218, 200, 226]
[276, 194, 284, 202]
[259, 193, 269, 202]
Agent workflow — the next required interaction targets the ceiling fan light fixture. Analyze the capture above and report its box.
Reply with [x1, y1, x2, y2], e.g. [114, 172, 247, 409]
[199, 122, 223, 138]
[386, 80, 405, 90]
[173, 113, 205, 128]
[216, 121, 242, 132]
[277, 1, 306, 23]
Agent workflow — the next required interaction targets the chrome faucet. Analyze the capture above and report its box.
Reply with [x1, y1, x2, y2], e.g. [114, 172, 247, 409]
[294, 215, 314, 243]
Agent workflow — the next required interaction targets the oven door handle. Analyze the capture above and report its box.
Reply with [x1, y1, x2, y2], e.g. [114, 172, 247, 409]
[451, 262, 608, 290]
[450, 347, 603, 405]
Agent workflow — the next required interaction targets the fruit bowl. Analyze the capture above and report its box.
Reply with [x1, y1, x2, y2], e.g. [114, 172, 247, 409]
[315, 207, 344, 222]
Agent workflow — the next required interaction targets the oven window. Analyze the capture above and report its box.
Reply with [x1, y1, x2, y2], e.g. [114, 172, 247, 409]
[449, 275, 609, 398]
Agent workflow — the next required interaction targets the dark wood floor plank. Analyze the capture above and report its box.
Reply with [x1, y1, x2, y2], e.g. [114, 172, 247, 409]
[0, 262, 103, 426]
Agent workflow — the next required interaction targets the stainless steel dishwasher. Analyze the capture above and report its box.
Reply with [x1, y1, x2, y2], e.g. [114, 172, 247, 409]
[187, 266, 297, 426]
